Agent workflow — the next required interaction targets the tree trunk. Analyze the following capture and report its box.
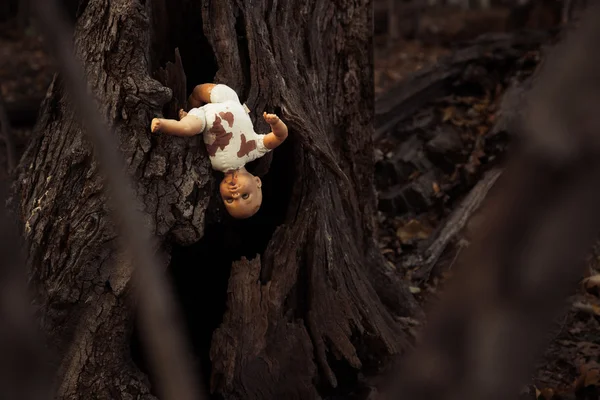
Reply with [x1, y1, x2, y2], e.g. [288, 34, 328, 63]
[13, 0, 418, 398]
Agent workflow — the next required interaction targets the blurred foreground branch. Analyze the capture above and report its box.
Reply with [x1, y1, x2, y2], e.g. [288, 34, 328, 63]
[0, 94, 16, 173]
[0, 183, 50, 400]
[31, 1, 204, 399]
[383, 3, 600, 400]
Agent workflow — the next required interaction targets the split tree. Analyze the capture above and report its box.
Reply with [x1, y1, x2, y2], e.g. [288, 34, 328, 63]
[13, 0, 418, 398]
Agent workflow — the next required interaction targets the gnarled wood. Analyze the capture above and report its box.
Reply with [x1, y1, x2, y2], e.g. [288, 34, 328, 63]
[13, 0, 416, 398]
[14, 0, 210, 398]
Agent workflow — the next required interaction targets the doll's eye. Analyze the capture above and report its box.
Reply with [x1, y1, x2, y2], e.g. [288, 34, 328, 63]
[242, 193, 249, 199]
[225, 198, 234, 204]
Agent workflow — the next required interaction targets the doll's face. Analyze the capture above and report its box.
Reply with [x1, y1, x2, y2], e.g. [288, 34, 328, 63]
[220, 171, 263, 219]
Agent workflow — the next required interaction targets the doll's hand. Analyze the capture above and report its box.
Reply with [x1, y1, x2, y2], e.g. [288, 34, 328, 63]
[263, 112, 280, 126]
[151, 118, 161, 133]
[179, 109, 188, 120]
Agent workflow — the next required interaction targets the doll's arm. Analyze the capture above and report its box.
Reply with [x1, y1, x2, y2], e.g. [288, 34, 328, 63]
[151, 115, 205, 137]
[262, 112, 288, 149]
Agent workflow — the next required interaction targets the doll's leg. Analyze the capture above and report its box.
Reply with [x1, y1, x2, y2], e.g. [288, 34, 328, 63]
[151, 114, 205, 137]
[188, 84, 217, 108]
[188, 83, 240, 107]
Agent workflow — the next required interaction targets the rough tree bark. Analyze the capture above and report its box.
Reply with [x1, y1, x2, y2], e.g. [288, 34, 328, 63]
[13, 0, 417, 398]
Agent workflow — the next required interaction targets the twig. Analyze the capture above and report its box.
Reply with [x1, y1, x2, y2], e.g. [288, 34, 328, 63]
[415, 167, 502, 282]
[382, 4, 600, 400]
[30, 1, 204, 400]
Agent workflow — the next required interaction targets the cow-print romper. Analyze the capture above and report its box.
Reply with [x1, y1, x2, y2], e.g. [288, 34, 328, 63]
[187, 84, 271, 173]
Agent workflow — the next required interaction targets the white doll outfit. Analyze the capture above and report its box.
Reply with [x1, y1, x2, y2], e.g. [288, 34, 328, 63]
[187, 84, 271, 172]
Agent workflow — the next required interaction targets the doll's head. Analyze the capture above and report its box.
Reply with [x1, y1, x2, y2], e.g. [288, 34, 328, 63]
[220, 168, 263, 219]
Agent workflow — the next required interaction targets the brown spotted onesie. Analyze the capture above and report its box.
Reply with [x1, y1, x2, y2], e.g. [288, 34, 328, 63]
[187, 84, 271, 172]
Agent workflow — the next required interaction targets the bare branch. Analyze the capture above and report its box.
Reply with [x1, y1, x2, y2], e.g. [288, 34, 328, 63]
[414, 167, 503, 282]
[30, 1, 204, 399]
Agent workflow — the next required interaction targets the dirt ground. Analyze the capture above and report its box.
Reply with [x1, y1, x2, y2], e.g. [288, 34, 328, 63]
[1, 4, 599, 399]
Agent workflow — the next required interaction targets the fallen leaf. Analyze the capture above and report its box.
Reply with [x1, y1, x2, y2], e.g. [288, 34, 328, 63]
[442, 107, 455, 122]
[449, 167, 461, 182]
[456, 95, 479, 105]
[575, 362, 600, 391]
[583, 274, 600, 295]
[397, 219, 433, 244]
[572, 301, 600, 316]
[385, 260, 396, 271]
[408, 170, 421, 180]
[472, 101, 489, 112]
[409, 286, 421, 294]
[451, 114, 468, 127]
[536, 387, 555, 399]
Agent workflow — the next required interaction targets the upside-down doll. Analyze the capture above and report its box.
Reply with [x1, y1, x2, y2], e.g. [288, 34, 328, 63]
[151, 83, 288, 219]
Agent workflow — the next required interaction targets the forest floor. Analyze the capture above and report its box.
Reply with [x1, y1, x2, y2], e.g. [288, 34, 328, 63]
[2, 5, 600, 400]
[374, 5, 600, 400]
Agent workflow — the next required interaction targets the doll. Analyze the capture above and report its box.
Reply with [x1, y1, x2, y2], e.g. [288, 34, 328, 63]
[150, 83, 288, 219]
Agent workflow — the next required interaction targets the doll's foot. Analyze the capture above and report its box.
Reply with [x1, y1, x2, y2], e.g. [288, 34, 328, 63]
[179, 109, 188, 120]
[151, 118, 161, 133]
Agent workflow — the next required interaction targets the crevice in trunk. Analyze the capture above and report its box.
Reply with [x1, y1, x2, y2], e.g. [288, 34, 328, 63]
[234, 9, 251, 100]
[320, 344, 359, 399]
[150, 0, 218, 99]
[129, 221, 233, 399]
[168, 224, 232, 400]
[130, 120, 297, 398]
